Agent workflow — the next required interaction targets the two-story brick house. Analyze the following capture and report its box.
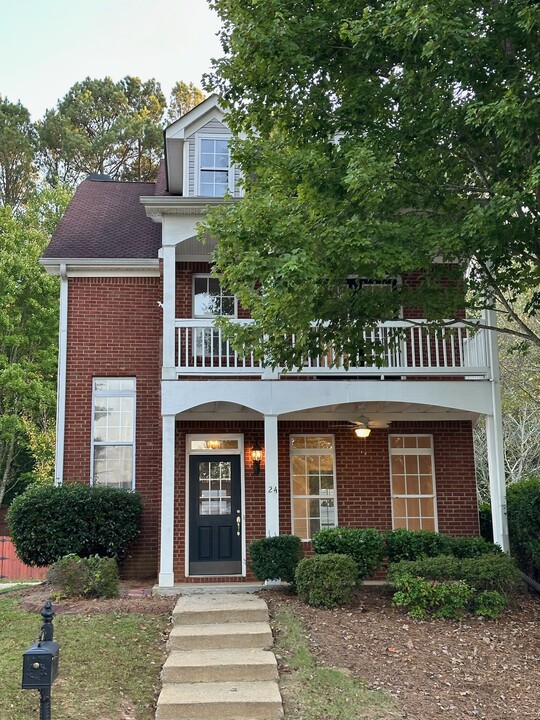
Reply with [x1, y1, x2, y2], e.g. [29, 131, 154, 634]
[41, 95, 509, 589]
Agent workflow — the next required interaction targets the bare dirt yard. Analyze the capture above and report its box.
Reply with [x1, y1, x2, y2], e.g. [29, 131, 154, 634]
[12, 581, 540, 720]
[265, 585, 540, 720]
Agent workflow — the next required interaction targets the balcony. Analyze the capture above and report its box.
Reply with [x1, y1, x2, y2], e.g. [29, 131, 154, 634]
[174, 319, 490, 379]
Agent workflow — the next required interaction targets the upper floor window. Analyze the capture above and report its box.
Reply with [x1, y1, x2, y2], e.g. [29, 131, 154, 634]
[92, 378, 136, 490]
[199, 137, 232, 197]
[193, 275, 236, 318]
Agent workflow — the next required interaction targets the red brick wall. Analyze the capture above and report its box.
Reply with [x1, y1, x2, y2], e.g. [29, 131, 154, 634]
[171, 419, 478, 581]
[63, 276, 163, 578]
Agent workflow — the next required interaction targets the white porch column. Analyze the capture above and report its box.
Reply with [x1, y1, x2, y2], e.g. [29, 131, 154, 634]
[54, 264, 68, 486]
[162, 244, 176, 380]
[485, 310, 510, 552]
[264, 414, 280, 537]
[159, 413, 176, 587]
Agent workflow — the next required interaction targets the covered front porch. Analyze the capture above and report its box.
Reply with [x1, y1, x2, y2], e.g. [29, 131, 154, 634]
[156, 378, 508, 588]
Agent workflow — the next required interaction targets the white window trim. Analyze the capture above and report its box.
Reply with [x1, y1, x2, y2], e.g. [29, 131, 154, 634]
[195, 134, 234, 197]
[388, 434, 438, 532]
[192, 273, 238, 319]
[290, 434, 338, 542]
[91, 377, 136, 490]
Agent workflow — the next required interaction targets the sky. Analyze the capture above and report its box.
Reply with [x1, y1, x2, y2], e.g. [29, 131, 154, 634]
[0, 0, 223, 120]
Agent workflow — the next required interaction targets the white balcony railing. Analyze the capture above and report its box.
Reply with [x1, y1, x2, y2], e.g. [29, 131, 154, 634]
[175, 319, 490, 378]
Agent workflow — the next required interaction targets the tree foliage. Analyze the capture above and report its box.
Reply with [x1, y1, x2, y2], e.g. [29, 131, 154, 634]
[166, 81, 206, 123]
[0, 187, 71, 505]
[203, 1, 540, 366]
[0, 96, 37, 208]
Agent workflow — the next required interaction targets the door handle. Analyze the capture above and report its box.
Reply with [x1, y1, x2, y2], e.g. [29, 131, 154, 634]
[236, 512, 241, 536]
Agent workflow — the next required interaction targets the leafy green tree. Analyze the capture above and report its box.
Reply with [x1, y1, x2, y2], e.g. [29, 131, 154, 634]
[0, 186, 71, 505]
[37, 76, 166, 185]
[166, 81, 205, 123]
[0, 96, 37, 208]
[203, 1, 540, 367]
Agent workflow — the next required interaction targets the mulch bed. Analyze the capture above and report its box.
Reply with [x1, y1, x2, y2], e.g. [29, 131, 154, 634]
[265, 585, 540, 720]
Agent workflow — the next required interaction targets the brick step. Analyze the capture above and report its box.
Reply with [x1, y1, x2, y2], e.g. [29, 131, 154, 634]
[162, 647, 278, 683]
[155, 680, 283, 720]
[173, 593, 269, 625]
[169, 621, 273, 651]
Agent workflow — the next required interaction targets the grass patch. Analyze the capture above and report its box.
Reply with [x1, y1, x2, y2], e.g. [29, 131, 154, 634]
[273, 608, 396, 719]
[0, 597, 169, 720]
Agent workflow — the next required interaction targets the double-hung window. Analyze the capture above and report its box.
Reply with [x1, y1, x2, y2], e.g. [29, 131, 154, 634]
[389, 434, 437, 531]
[193, 275, 236, 357]
[199, 138, 232, 197]
[291, 435, 337, 541]
[91, 378, 136, 490]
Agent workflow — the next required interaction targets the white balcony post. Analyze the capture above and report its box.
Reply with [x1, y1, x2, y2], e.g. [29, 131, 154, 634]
[159, 413, 176, 587]
[264, 414, 280, 537]
[485, 310, 509, 552]
[162, 244, 176, 380]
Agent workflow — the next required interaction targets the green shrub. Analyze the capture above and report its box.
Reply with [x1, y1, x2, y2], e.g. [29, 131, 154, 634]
[7, 484, 142, 566]
[249, 535, 302, 584]
[478, 503, 493, 542]
[295, 553, 358, 608]
[507, 478, 540, 579]
[447, 535, 502, 559]
[387, 555, 461, 584]
[459, 554, 522, 596]
[392, 573, 474, 619]
[47, 555, 120, 599]
[388, 552, 522, 608]
[473, 590, 507, 619]
[385, 529, 453, 563]
[312, 527, 384, 579]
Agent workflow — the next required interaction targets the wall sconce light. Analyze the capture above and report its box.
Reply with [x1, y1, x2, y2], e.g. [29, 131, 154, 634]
[252, 441, 263, 475]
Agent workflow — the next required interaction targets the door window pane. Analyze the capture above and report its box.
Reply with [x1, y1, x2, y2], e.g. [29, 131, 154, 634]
[198, 461, 232, 515]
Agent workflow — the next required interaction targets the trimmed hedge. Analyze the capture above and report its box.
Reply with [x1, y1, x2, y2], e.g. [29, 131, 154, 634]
[295, 553, 358, 607]
[506, 478, 540, 579]
[312, 527, 384, 579]
[7, 484, 142, 566]
[249, 534, 302, 584]
[385, 529, 453, 563]
[388, 552, 522, 598]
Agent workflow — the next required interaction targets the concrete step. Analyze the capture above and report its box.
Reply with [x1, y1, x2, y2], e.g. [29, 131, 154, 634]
[169, 621, 273, 651]
[156, 680, 283, 720]
[172, 592, 269, 625]
[162, 648, 278, 683]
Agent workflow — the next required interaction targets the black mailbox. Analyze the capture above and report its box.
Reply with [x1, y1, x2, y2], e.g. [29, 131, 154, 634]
[22, 640, 60, 690]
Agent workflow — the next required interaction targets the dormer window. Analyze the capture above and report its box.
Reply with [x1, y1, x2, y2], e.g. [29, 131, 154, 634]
[199, 137, 232, 197]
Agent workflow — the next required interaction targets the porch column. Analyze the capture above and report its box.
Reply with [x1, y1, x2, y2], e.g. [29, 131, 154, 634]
[264, 414, 280, 537]
[162, 244, 176, 380]
[159, 413, 175, 587]
[485, 310, 510, 552]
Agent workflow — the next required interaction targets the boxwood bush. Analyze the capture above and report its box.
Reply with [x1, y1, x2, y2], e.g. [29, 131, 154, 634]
[295, 553, 358, 607]
[312, 527, 384, 579]
[249, 534, 302, 585]
[446, 535, 502, 559]
[7, 484, 142, 566]
[384, 529, 453, 563]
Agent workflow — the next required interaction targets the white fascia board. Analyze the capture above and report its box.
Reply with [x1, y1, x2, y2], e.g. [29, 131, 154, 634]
[140, 195, 237, 222]
[165, 94, 223, 140]
[40, 258, 160, 277]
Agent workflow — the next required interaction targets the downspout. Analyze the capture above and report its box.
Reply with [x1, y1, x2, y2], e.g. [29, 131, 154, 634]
[54, 264, 68, 486]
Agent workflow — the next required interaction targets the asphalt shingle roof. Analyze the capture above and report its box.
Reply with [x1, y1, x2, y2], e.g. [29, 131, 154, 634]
[43, 178, 162, 259]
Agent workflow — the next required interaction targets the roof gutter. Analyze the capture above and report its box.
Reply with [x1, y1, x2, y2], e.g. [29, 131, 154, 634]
[55, 264, 68, 486]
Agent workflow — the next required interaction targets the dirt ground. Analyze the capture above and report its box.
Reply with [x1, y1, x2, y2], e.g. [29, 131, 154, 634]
[265, 585, 540, 720]
[10, 581, 540, 720]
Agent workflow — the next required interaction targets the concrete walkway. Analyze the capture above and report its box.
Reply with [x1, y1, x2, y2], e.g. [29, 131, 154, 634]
[156, 593, 284, 720]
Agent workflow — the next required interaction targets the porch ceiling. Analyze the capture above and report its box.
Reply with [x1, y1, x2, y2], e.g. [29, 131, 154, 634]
[175, 234, 215, 260]
[176, 400, 479, 424]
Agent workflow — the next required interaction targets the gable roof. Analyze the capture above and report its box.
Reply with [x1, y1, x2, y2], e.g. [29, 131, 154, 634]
[42, 177, 162, 260]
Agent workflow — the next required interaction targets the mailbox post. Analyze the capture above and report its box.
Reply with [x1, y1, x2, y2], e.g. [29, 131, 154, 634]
[22, 600, 60, 720]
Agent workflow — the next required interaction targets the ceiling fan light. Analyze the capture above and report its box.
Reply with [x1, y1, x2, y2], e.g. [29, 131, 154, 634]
[354, 426, 371, 438]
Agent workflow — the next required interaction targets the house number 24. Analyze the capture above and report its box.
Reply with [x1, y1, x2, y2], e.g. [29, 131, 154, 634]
[267, 486, 278, 493]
